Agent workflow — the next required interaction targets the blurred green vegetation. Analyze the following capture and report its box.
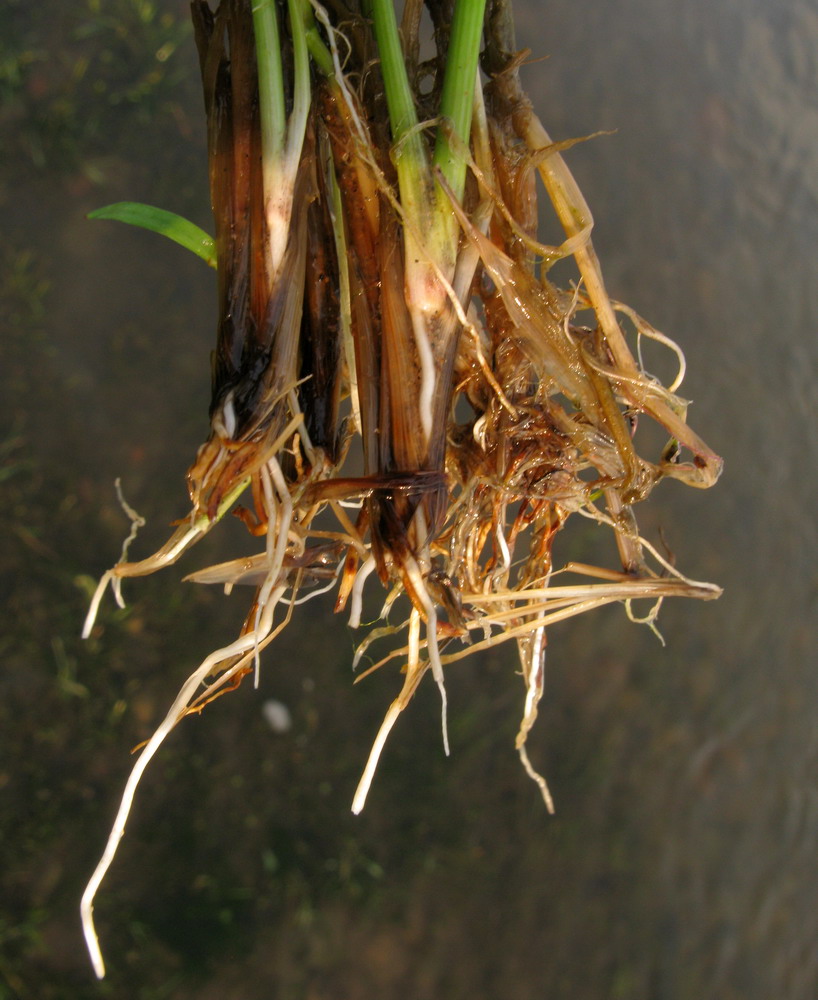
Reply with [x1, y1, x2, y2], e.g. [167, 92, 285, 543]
[1, 0, 192, 179]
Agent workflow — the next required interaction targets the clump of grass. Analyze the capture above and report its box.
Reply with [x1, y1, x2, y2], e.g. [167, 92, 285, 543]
[81, 0, 721, 977]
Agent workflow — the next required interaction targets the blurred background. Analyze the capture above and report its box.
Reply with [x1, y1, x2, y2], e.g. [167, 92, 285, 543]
[1, 0, 816, 997]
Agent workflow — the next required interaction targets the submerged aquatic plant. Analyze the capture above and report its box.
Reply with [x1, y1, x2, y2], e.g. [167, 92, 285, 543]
[81, 0, 722, 977]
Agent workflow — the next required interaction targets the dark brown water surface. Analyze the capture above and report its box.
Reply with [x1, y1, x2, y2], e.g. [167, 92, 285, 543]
[1, 1, 815, 998]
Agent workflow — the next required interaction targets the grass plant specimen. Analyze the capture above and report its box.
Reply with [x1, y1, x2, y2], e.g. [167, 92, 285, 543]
[80, 0, 722, 977]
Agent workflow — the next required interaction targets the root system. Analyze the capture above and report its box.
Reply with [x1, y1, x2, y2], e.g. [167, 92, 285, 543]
[81, 0, 722, 977]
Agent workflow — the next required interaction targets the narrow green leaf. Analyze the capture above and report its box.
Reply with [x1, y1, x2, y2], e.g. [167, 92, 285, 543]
[88, 202, 216, 269]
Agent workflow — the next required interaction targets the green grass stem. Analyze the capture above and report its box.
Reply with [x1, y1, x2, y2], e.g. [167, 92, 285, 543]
[433, 0, 487, 203]
[366, 0, 420, 142]
[302, 1, 334, 77]
[365, 0, 487, 284]
[365, 0, 432, 242]
[285, 0, 311, 173]
[253, 0, 313, 279]
[252, 0, 287, 165]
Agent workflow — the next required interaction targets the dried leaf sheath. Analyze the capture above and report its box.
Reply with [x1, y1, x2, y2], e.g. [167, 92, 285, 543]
[317, 80, 383, 474]
[299, 146, 342, 461]
[192, 0, 263, 412]
[189, 0, 316, 521]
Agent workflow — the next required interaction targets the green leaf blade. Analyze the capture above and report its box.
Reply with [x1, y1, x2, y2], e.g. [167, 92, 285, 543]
[88, 202, 216, 269]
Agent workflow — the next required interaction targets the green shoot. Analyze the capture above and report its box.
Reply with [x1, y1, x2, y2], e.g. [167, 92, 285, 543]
[433, 0, 487, 203]
[253, 0, 312, 281]
[365, 0, 436, 255]
[252, 0, 287, 165]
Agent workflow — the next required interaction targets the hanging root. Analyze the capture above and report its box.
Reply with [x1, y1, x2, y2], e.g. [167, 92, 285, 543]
[82, 559, 293, 978]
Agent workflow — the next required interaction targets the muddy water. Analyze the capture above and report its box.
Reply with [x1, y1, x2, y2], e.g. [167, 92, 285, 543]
[2, 1, 815, 998]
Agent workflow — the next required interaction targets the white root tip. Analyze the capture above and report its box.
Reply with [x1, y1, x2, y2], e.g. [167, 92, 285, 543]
[436, 674, 450, 757]
[81, 570, 114, 639]
[348, 555, 376, 630]
[351, 699, 402, 815]
[518, 743, 555, 814]
[424, 605, 449, 757]
[80, 886, 106, 979]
